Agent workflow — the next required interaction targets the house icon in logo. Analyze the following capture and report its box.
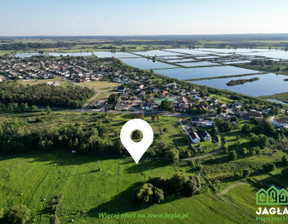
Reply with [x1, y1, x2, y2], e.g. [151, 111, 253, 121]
[256, 186, 288, 205]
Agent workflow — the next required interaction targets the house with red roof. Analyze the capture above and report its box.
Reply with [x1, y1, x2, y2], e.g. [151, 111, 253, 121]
[273, 119, 288, 128]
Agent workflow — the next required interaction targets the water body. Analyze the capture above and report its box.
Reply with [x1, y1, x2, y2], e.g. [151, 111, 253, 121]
[120, 57, 177, 70]
[158, 56, 183, 60]
[202, 48, 271, 54]
[239, 51, 288, 60]
[155, 66, 258, 80]
[133, 50, 183, 57]
[177, 61, 220, 67]
[166, 58, 196, 63]
[224, 60, 251, 64]
[15, 53, 44, 58]
[191, 73, 288, 97]
[267, 99, 288, 105]
[93, 51, 138, 58]
[165, 49, 210, 55]
[196, 56, 220, 59]
[49, 52, 93, 57]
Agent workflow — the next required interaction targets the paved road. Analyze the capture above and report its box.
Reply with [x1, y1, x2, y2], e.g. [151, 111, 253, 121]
[182, 122, 225, 160]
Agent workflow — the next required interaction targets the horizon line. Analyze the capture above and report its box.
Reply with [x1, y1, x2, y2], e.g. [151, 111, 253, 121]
[1, 33, 288, 38]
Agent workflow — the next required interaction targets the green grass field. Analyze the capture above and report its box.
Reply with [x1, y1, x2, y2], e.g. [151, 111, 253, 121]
[2, 152, 284, 224]
[82, 81, 120, 89]
[18, 78, 73, 87]
[0, 50, 13, 56]
[1, 111, 288, 223]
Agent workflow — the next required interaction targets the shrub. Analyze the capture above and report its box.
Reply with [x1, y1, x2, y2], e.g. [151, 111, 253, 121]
[136, 183, 164, 206]
[196, 165, 203, 171]
[168, 172, 188, 193]
[282, 167, 288, 177]
[264, 163, 276, 172]
[6, 205, 31, 224]
[135, 173, 201, 207]
[222, 145, 228, 154]
[282, 155, 288, 164]
[239, 148, 248, 155]
[50, 214, 61, 224]
[187, 160, 195, 167]
[242, 169, 250, 178]
[0, 208, 4, 218]
[148, 177, 167, 190]
[165, 148, 179, 163]
[184, 176, 201, 196]
[229, 151, 237, 160]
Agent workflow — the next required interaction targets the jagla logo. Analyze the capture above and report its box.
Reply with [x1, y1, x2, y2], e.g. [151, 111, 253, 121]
[256, 186, 288, 215]
[256, 186, 288, 205]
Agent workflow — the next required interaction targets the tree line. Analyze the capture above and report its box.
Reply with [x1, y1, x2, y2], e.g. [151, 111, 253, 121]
[0, 42, 75, 51]
[0, 118, 123, 154]
[0, 82, 95, 108]
[135, 172, 201, 207]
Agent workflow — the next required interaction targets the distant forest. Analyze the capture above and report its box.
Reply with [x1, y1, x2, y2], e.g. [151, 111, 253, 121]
[1, 34, 288, 51]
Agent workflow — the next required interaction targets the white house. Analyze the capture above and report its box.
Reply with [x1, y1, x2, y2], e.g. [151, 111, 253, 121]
[273, 119, 288, 128]
[201, 131, 212, 141]
[189, 131, 200, 144]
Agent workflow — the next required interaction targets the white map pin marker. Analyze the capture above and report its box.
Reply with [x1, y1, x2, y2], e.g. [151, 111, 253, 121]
[120, 119, 154, 164]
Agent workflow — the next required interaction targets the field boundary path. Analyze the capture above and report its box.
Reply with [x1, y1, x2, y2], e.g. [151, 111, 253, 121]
[217, 182, 249, 196]
[81, 87, 101, 110]
[54, 75, 102, 110]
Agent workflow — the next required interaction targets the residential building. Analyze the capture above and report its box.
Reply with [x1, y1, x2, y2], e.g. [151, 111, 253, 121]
[189, 131, 200, 143]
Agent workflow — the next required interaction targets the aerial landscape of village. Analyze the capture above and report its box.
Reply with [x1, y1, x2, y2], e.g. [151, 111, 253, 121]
[1, 1, 288, 224]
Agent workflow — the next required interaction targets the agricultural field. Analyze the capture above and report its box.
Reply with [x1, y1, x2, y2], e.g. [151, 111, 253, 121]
[0, 50, 13, 56]
[17, 78, 74, 87]
[82, 81, 120, 89]
[1, 146, 288, 223]
[1, 111, 288, 223]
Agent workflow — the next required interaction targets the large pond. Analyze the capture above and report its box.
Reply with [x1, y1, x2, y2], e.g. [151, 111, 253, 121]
[120, 57, 177, 70]
[239, 51, 288, 60]
[223, 60, 251, 64]
[15, 53, 44, 58]
[155, 66, 258, 80]
[267, 99, 288, 105]
[49, 52, 93, 57]
[165, 49, 212, 55]
[201, 48, 271, 54]
[191, 73, 288, 97]
[165, 58, 196, 63]
[177, 61, 220, 67]
[93, 51, 138, 58]
[133, 50, 183, 57]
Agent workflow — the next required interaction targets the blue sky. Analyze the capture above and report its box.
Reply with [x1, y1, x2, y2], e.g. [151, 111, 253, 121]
[0, 0, 288, 36]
